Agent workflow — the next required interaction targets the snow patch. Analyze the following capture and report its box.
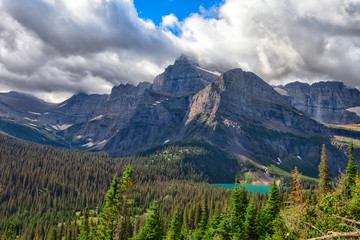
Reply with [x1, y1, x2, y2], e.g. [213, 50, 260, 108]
[164, 139, 170, 144]
[90, 115, 104, 121]
[75, 135, 83, 139]
[97, 140, 107, 145]
[297, 156, 302, 160]
[155, 101, 161, 104]
[44, 112, 50, 115]
[24, 117, 38, 122]
[346, 106, 360, 116]
[58, 103, 67, 108]
[28, 123, 37, 127]
[276, 157, 282, 165]
[196, 66, 221, 76]
[51, 124, 72, 130]
[83, 142, 94, 148]
[29, 112, 41, 115]
[274, 87, 289, 96]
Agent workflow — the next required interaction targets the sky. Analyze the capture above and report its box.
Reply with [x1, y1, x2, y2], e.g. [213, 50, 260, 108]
[0, 0, 359, 103]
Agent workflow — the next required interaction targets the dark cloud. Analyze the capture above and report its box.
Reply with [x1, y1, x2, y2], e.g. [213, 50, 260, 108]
[0, 0, 359, 102]
[3, 0, 176, 55]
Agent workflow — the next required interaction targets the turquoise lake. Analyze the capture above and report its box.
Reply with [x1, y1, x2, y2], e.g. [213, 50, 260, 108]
[214, 183, 273, 194]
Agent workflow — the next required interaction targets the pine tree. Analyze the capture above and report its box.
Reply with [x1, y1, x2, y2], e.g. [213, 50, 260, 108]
[290, 166, 302, 204]
[98, 175, 122, 240]
[194, 195, 209, 240]
[204, 207, 221, 239]
[230, 183, 248, 222]
[194, 203, 202, 229]
[267, 178, 280, 218]
[116, 165, 136, 240]
[231, 183, 248, 239]
[198, 194, 209, 230]
[244, 201, 258, 240]
[216, 208, 232, 240]
[257, 178, 280, 239]
[165, 209, 183, 240]
[217, 183, 249, 239]
[48, 227, 57, 240]
[182, 207, 189, 230]
[318, 144, 331, 195]
[354, 175, 360, 221]
[134, 201, 164, 240]
[59, 221, 65, 239]
[346, 142, 358, 197]
[78, 207, 91, 240]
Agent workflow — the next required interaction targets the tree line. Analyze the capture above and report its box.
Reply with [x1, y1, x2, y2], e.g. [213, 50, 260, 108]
[1, 131, 359, 239]
[74, 142, 360, 240]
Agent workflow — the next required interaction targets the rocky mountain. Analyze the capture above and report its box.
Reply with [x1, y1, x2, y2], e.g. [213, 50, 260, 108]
[275, 81, 360, 124]
[0, 91, 55, 119]
[0, 56, 359, 177]
[152, 54, 220, 95]
[181, 69, 347, 175]
[0, 56, 218, 150]
[104, 90, 191, 154]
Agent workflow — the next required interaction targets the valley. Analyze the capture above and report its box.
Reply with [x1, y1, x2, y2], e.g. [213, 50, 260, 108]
[1, 55, 360, 239]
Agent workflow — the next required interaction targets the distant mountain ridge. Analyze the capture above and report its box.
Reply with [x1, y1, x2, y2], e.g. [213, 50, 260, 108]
[0, 55, 359, 176]
[275, 81, 360, 124]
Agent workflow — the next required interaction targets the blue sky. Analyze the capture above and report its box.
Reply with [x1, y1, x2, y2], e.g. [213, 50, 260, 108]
[133, 0, 224, 25]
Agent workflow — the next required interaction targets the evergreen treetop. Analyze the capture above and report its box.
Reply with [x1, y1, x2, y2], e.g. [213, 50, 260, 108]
[98, 175, 122, 240]
[166, 209, 183, 240]
[346, 141, 358, 197]
[78, 207, 91, 240]
[134, 201, 164, 240]
[319, 144, 331, 195]
[267, 178, 280, 218]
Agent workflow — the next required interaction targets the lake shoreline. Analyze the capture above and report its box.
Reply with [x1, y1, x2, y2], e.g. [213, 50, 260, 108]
[213, 183, 286, 194]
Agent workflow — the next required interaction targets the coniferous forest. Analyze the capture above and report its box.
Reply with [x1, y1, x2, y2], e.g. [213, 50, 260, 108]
[1, 133, 360, 239]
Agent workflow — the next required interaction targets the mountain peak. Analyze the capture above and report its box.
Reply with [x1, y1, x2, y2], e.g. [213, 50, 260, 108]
[176, 53, 189, 61]
[187, 68, 293, 125]
[152, 55, 218, 96]
[214, 68, 287, 104]
[173, 54, 198, 66]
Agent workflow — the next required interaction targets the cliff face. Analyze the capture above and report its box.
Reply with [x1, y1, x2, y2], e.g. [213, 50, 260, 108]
[104, 91, 191, 155]
[152, 54, 219, 96]
[275, 81, 360, 124]
[182, 69, 344, 174]
[0, 57, 358, 176]
[57, 82, 152, 146]
[186, 69, 323, 134]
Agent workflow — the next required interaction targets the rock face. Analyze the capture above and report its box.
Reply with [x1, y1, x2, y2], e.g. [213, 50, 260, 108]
[186, 69, 321, 132]
[104, 91, 191, 154]
[53, 82, 152, 146]
[152, 54, 219, 96]
[181, 69, 345, 174]
[0, 56, 358, 176]
[275, 81, 360, 124]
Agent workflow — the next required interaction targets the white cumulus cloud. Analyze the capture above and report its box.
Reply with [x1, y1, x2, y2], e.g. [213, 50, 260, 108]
[0, 0, 359, 102]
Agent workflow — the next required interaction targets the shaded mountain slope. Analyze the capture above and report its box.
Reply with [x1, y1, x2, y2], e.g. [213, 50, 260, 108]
[275, 81, 360, 124]
[182, 69, 347, 174]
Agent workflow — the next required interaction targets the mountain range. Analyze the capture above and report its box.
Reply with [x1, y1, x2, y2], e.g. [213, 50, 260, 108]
[275, 82, 360, 124]
[1, 55, 360, 176]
